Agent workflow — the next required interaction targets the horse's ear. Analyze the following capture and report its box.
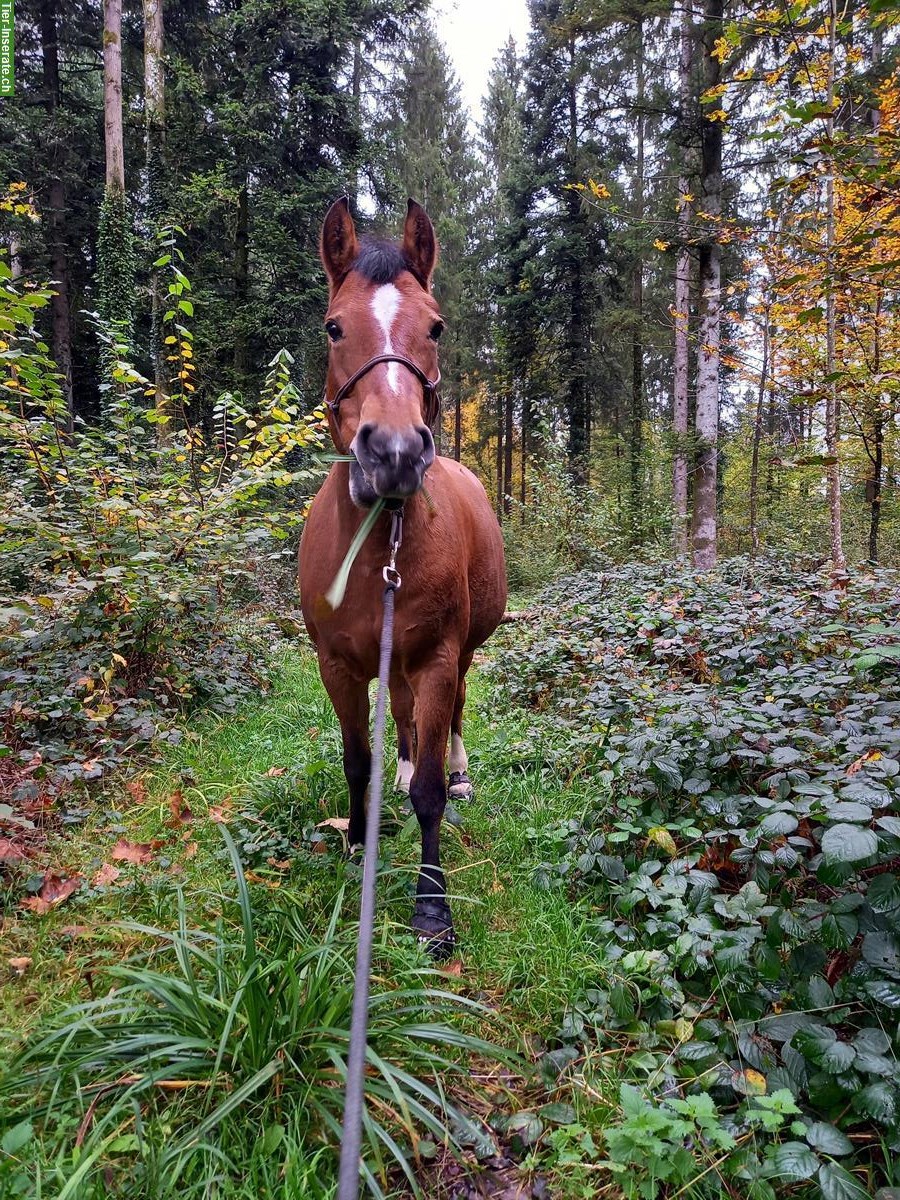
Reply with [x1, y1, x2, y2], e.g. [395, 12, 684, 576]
[402, 199, 438, 288]
[320, 198, 359, 293]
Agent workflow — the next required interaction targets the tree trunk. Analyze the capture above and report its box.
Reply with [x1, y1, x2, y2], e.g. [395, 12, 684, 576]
[453, 384, 462, 461]
[98, 0, 134, 358]
[565, 38, 589, 481]
[749, 308, 770, 556]
[233, 178, 250, 387]
[495, 389, 504, 520]
[673, 0, 693, 559]
[144, 0, 168, 438]
[40, 0, 74, 424]
[504, 387, 514, 516]
[104, 0, 125, 194]
[629, 17, 644, 546]
[824, 0, 846, 576]
[691, 0, 723, 570]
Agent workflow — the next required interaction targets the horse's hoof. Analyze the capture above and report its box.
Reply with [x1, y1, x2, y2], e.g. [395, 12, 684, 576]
[413, 900, 456, 961]
[448, 771, 474, 802]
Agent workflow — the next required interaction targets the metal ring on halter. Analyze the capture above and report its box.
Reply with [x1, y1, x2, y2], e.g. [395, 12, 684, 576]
[383, 565, 401, 589]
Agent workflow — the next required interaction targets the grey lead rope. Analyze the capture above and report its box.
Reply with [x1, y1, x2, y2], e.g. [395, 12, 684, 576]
[337, 507, 403, 1200]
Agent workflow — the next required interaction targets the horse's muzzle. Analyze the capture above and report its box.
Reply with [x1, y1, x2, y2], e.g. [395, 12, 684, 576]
[350, 423, 435, 501]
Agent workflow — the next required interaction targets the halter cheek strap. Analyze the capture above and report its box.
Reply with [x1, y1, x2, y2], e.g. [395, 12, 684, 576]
[324, 353, 441, 429]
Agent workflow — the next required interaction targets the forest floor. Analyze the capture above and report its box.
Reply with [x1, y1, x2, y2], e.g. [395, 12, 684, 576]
[1, 635, 614, 1198]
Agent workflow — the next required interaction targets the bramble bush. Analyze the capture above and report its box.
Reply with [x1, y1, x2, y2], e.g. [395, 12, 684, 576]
[0, 242, 326, 795]
[491, 558, 900, 1197]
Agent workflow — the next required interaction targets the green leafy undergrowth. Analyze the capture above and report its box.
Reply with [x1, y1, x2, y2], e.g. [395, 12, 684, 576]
[489, 557, 900, 1195]
[0, 244, 325, 802]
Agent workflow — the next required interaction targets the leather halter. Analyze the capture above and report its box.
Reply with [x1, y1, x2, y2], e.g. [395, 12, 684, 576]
[324, 353, 441, 428]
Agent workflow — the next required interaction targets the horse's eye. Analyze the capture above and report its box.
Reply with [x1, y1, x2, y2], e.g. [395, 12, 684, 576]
[324, 320, 342, 342]
[430, 321, 445, 341]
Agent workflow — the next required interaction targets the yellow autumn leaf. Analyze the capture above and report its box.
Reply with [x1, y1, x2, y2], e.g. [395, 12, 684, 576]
[647, 826, 677, 856]
[653, 238, 670, 252]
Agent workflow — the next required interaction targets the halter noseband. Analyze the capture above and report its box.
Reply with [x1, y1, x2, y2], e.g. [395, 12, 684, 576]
[324, 353, 441, 429]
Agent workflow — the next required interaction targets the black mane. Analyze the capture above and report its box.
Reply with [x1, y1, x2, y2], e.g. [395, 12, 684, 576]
[352, 239, 410, 285]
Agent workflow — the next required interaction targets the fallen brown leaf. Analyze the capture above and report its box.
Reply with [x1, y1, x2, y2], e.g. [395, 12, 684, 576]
[168, 789, 193, 826]
[125, 778, 148, 805]
[92, 863, 122, 888]
[60, 925, 91, 938]
[317, 817, 350, 832]
[21, 873, 81, 915]
[264, 766, 287, 777]
[184, 841, 198, 860]
[110, 839, 154, 865]
[0, 837, 27, 863]
[8, 956, 32, 975]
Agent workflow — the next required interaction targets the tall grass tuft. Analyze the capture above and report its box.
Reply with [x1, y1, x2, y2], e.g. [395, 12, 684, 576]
[1, 829, 513, 1198]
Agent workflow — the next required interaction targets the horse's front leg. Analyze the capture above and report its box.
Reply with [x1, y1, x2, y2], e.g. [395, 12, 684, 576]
[408, 655, 457, 958]
[319, 655, 370, 849]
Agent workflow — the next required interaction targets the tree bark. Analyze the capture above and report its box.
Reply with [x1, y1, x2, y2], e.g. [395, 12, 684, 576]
[691, 0, 724, 570]
[673, 0, 693, 559]
[629, 17, 644, 546]
[233, 178, 250, 386]
[40, 0, 74, 425]
[749, 307, 770, 556]
[103, 0, 125, 194]
[824, 0, 846, 576]
[495, 389, 504, 520]
[504, 386, 514, 516]
[143, 0, 168, 438]
[565, 37, 589, 481]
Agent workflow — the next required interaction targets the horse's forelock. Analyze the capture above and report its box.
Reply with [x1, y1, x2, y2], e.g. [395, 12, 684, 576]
[351, 239, 411, 286]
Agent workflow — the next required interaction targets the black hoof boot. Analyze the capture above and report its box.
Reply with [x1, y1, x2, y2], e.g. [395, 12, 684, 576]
[448, 771, 474, 802]
[412, 899, 456, 961]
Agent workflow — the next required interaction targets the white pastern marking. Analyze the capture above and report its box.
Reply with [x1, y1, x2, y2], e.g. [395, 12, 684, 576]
[395, 757, 414, 794]
[371, 284, 402, 393]
[448, 734, 468, 775]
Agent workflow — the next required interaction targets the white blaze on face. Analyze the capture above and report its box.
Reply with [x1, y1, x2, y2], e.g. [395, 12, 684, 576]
[371, 284, 403, 393]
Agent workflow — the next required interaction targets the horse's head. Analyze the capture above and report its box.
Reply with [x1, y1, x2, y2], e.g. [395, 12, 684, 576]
[319, 198, 443, 507]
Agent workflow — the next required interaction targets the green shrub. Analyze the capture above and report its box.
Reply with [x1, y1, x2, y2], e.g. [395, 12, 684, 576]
[0, 246, 326, 792]
[490, 557, 900, 1190]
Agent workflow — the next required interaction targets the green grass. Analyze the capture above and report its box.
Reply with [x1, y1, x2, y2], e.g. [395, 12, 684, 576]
[1, 639, 617, 1197]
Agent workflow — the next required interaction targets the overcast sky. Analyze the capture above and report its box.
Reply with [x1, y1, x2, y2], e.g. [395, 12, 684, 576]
[432, 0, 531, 121]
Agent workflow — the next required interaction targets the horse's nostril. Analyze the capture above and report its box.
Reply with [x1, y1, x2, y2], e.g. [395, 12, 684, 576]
[356, 422, 376, 454]
[417, 425, 436, 467]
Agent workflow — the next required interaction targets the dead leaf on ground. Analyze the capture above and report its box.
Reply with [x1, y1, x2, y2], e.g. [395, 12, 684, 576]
[92, 863, 122, 888]
[244, 870, 281, 889]
[847, 749, 881, 776]
[208, 797, 233, 823]
[60, 925, 91, 938]
[184, 841, 198, 860]
[8, 956, 32, 975]
[110, 839, 154, 865]
[0, 837, 27, 863]
[317, 817, 350, 832]
[168, 789, 193, 825]
[442, 960, 463, 977]
[125, 778, 148, 805]
[264, 766, 287, 778]
[20, 873, 81, 915]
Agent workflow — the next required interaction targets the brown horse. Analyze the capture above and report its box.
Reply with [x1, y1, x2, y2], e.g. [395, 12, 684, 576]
[299, 199, 507, 956]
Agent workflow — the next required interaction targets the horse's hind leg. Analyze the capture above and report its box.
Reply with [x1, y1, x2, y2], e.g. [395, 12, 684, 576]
[408, 654, 457, 958]
[448, 652, 474, 801]
[319, 656, 370, 849]
[390, 674, 415, 795]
